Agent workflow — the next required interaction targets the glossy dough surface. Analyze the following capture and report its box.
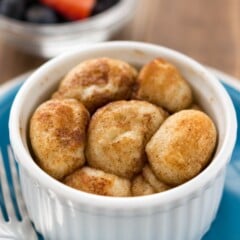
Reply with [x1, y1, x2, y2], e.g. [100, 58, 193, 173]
[86, 100, 166, 179]
[134, 58, 193, 112]
[30, 99, 90, 180]
[146, 110, 217, 186]
[53, 57, 137, 113]
[64, 167, 131, 197]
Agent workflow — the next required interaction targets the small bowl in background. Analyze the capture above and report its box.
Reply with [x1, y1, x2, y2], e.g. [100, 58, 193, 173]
[9, 41, 237, 240]
[0, 0, 137, 58]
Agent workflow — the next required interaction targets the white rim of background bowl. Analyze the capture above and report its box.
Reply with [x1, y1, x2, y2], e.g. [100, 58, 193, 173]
[0, 0, 136, 35]
[9, 41, 237, 210]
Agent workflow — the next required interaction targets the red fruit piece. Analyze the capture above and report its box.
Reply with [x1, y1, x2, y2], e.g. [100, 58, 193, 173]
[40, 0, 96, 20]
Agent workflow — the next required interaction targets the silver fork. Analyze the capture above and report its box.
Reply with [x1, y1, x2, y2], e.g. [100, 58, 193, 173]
[0, 146, 38, 240]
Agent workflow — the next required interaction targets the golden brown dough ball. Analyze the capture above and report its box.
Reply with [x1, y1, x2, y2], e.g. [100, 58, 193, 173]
[134, 58, 193, 112]
[131, 175, 155, 196]
[52, 58, 138, 113]
[64, 167, 131, 197]
[30, 99, 90, 180]
[142, 165, 170, 192]
[146, 110, 217, 186]
[86, 100, 166, 179]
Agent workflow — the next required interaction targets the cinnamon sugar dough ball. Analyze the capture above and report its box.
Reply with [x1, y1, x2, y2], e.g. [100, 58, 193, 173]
[86, 100, 166, 179]
[64, 167, 131, 197]
[131, 175, 155, 196]
[142, 165, 170, 192]
[134, 58, 193, 112]
[146, 110, 217, 186]
[132, 165, 171, 197]
[30, 99, 90, 180]
[53, 57, 138, 113]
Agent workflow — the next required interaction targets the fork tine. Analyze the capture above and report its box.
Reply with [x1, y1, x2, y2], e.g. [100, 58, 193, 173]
[0, 205, 4, 221]
[0, 149, 15, 221]
[7, 146, 38, 240]
[7, 146, 28, 219]
[0, 178, 5, 221]
[0, 153, 5, 222]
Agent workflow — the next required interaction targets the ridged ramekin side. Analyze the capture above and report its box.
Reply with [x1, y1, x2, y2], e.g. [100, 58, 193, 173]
[19, 165, 226, 240]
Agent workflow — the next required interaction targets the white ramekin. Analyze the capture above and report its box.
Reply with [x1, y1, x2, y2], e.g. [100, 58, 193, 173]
[9, 42, 237, 240]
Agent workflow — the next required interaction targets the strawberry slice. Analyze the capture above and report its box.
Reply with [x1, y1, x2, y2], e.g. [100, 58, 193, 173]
[40, 0, 96, 20]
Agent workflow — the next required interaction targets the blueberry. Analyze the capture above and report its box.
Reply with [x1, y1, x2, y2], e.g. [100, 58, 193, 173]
[92, 0, 120, 15]
[24, 4, 59, 24]
[24, 0, 39, 7]
[0, 0, 25, 19]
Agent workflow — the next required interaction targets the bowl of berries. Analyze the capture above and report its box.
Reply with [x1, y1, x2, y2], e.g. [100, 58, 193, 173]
[0, 0, 136, 57]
